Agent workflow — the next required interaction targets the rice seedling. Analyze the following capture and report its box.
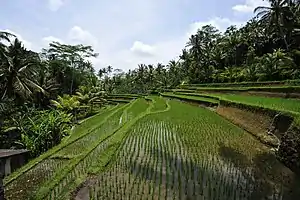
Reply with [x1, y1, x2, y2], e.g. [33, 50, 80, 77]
[85, 100, 299, 200]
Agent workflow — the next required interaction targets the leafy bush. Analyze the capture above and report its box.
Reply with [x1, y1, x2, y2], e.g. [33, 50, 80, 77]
[50, 88, 106, 121]
[50, 95, 80, 116]
[6, 109, 72, 157]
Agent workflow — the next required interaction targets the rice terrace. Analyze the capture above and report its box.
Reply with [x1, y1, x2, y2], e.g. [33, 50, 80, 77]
[3, 90, 300, 199]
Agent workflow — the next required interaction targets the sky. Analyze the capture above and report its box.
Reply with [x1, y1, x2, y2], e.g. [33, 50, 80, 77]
[0, 0, 269, 72]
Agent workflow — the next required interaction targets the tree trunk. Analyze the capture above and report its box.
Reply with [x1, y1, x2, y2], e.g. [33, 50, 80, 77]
[70, 62, 75, 94]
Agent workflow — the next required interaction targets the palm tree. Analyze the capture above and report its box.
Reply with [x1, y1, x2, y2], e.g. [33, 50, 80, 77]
[107, 65, 113, 74]
[97, 68, 105, 79]
[254, 0, 293, 50]
[256, 49, 294, 80]
[0, 38, 44, 100]
[0, 31, 15, 56]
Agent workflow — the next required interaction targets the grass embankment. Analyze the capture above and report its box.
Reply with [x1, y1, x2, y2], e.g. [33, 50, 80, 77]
[214, 93, 300, 114]
[107, 94, 141, 99]
[161, 92, 219, 106]
[179, 79, 300, 88]
[175, 85, 300, 95]
[107, 99, 132, 103]
[166, 91, 300, 146]
[149, 96, 168, 112]
[37, 99, 151, 199]
[174, 92, 300, 115]
[109, 94, 141, 97]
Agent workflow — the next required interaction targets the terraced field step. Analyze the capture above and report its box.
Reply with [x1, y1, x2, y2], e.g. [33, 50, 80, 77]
[5, 97, 300, 200]
[161, 93, 219, 106]
[106, 99, 132, 103]
[171, 92, 300, 115]
[179, 79, 300, 88]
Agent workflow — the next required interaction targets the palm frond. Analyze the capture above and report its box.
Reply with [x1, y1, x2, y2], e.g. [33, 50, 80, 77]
[0, 31, 15, 42]
[25, 79, 45, 94]
[254, 6, 271, 13]
[14, 76, 32, 98]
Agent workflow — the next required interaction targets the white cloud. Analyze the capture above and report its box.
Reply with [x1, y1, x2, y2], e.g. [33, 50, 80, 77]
[1, 16, 245, 73]
[232, 0, 269, 13]
[1, 29, 33, 50]
[130, 41, 156, 57]
[42, 36, 64, 46]
[68, 26, 98, 47]
[96, 17, 245, 72]
[187, 17, 244, 36]
[48, 0, 65, 11]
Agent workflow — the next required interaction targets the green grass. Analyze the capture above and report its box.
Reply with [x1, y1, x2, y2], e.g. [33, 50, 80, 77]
[174, 91, 300, 115]
[124, 98, 149, 122]
[161, 92, 219, 105]
[109, 94, 141, 98]
[178, 85, 300, 93]
[5, 103, 129, 198]
[211, 93, 300, 114]
[107, 99, 132, 103]
[179, 79, 300, 88]
[66, 104, 121, 142]
[149, 96, 168, 112]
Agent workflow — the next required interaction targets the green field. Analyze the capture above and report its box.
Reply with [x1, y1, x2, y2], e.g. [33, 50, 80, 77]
[149, 96, 169, 112]
[4, 98, 300, 199]
[214, 93, 300, 113]
[179, 79, 300, 88]
[162, 93, 219, 105]
[172, 92, 300, 114]
[181, 85, 300, 92]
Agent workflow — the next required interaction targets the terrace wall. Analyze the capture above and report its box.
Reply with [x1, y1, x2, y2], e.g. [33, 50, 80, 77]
[216, 105, 278, 146]
[216, 100, 300, 175]
[277, 125, 300, 174]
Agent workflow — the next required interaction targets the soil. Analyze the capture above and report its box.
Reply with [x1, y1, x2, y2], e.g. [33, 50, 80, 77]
[216, 105, 279, 147]
[75, 186, 89, 200]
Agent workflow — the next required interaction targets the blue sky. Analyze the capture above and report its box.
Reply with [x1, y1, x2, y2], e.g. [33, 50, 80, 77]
[0, 0, 268, 71]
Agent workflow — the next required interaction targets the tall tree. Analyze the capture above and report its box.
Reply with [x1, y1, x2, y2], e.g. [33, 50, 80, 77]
[43, 42, 98, 93]
[0, 39, 44, 101]
[254, 0, 293, 50]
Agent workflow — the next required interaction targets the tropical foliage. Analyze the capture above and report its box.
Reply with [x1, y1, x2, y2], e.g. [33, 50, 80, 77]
[100, 0, 300, 94]
[0, 33, 104, 156]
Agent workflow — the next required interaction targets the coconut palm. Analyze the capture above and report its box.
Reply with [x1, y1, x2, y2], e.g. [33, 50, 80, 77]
[254, 0, 293, 50]
[0, 38, 44, 100]
[0, 31, 15, 58]
[256, 49, 295, 80]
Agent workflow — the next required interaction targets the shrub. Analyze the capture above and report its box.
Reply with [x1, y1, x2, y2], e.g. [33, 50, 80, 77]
[6, 109, 72, 157]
